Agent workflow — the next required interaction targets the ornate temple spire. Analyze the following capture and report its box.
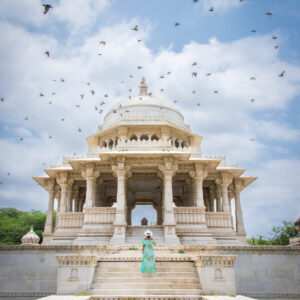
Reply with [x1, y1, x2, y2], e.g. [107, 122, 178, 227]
[139, 77, 148, 95]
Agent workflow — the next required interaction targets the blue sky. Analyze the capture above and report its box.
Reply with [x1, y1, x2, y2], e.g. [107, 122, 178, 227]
[0, 0, 299, 238]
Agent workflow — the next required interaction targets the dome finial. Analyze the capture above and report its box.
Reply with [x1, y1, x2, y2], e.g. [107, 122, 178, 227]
[139, 77, 148, 96]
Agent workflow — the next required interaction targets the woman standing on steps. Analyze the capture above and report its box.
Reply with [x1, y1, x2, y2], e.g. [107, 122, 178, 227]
[141, 229, 157, 273]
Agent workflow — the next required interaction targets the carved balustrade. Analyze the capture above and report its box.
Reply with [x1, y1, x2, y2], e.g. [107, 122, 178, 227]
[83, 207, 116, 225]
[56, 212, 84, 230]
[174, 207, 206, 225]
[205, 212, 233, 229]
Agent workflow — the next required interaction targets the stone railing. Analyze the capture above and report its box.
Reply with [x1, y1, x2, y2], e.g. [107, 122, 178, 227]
[83, 207, 116, 224]
[56, 212, 84, 229]
[205, 212, 233, 229]
[174, 207, 206, 225]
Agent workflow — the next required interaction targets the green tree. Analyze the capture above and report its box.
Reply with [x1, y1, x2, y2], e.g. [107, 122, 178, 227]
[0, 208, 46, 245]
[270, 221, 297, 245]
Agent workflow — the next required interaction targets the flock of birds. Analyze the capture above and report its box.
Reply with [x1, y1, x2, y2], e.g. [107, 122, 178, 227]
[0, 1, 288, 184]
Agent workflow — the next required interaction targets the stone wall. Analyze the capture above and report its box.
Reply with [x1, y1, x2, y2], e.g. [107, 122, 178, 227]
[0, 245, 300, 299]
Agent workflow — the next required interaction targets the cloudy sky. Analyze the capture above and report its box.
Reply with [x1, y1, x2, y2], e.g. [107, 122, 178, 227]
[0, 0, 299, 238]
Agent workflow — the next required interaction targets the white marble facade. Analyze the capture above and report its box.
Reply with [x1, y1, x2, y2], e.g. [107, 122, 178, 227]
[34, 79, 256, 246]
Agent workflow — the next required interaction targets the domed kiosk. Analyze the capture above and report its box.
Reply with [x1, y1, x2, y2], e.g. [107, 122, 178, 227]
[34, 78, 256, 246]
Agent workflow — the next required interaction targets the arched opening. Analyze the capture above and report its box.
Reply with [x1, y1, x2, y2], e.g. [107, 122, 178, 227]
[140, 134, 149, 141]
[131, 204, 157, 225]
[175, 139, 180, 148]
[130, 135, 137, 141]
[181, 141, 187, 148]
[101, 141, 107, 148]
[151, 134, 159, 141]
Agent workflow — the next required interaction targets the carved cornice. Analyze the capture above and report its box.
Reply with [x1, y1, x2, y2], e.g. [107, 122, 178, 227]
[194, 254, 237, 267]
[56, 255, 98, 266]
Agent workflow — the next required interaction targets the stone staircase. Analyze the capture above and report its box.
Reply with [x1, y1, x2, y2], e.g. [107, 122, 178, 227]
[126, 226, 165, 245]
[90, 261, 202, 296]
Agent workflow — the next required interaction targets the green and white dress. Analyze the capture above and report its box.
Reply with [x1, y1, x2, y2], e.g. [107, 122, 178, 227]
[141, 239, 156, 273]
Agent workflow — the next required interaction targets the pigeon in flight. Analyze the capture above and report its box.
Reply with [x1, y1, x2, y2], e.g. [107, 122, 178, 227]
[91, 90, 95, 95]
[209, 7, 214, 12]
[197, 103, 200, 106]
[251, 30, 257, 33]
[138, 66, 143, 70]
[274, 45, 279, 49]
[174, 22, 180, 26]
[1, 97, 4, 102]
[40, 92, 44, 97]
[250, 77, 256, 80]
[206, 73, 211, 76]
[132, 25, 139, 31]
[24, 117, 28, 120]
[44, 51, 50, 57]
[80, 94, 84, 99]
[42, 4, 52, 14]
[192, 72, 197, 77]
[160, 89, 164, 92]
[192, 90, 196, 94]
[278, 70, 285, 77]
[250, 99, 255, 103]
[192, 62, 197, 66]
[272, 36, 278, 40]
[61, 78, 65, 82]
[173, 100, 178, 103]
[160, 75, 164, 79]
[104, 94, 108, 97]
[99, 41, 106, 45]
[78, 128, 82, 132]
[265, 12, 273, 16]
[214, 90, 218, 94]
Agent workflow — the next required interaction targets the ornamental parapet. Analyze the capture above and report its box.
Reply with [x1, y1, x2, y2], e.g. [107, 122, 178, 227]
[83, 207, 116, 224]
[56, 212, 84, 229]
[56, 255, 98, 267]
[205, 212, 233, 229]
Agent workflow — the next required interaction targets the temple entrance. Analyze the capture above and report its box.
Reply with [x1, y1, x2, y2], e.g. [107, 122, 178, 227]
[131, 204, 157, 226]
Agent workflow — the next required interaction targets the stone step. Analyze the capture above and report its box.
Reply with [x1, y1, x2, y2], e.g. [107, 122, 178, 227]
[93, 277, 200, 284]
[90, 289, 202, 295]
[97, 262, 194, 267]
[94, 272, 197, 278]
[97, 266, 195, 272]
[91, 297, 202, 300]
[92, 282, 200, 290]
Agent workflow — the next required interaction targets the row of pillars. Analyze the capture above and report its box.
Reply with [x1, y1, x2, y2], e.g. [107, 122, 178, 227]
[43, 161, 246, 238]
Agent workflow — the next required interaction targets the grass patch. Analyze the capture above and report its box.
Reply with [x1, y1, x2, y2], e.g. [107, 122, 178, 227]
[178, 250, 184, 254]
[75, 292, 91, 296]
[128, 247, 138, 250]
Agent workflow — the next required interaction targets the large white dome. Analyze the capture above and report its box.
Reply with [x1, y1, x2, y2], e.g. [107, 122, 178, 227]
[102, 79, 190, 132]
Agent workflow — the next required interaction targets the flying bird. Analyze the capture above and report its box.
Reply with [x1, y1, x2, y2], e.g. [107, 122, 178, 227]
[24, 117, 28, 120]
[278, 70, 285, 77]
[192, 62, 197, 66]
[274, 45, 279, 49]
[78, 128, 82, 132]
[160, 75, 164, 79]
[80, 94, 84, 99]
[160, 89, 164, 92]
[99, 41, 106, 45]
[197, 102, 200, 106]
[48, 135, 53, 139]
[192, 72, 197, 77]
[214, 90, 218, 93]
[167, 71, 171, 75]
[250, 77, 256, 80]
[61, 118, 65, 121]
[192, 90, 196, 94]
[61, 78, 65, 82]
[104, 94, 108, 97]
[251, 30, 257, 33]
[44, 51, 50, 57]
[206, 73, 211, 76]
[100, 101, 105, 105]
[75, 104, 80, 108]
[91, 90, 95, 95]
[42, 4, 52, 14]
[265, 12, 273, 16]
[250, 99, 255, 103]
[52, 92, 56, 95]
[272, 36, 278, 40]
[20, 138, 24, 141]
[132, 25, 139, 31]
[40, 92, 44, 97]
[138, 39, 142, 42]
[1, 97, 4, 102]
[209, 7, 214, 12]
[173, 100, 178, 103]
[138, 66, 143, 70]
[86, 82, 90, 86]
[174, 22, 180, 26]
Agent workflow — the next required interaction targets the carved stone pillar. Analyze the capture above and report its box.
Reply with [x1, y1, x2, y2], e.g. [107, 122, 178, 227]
[66, 182, 74, 212]
[158, 158, 180, 245]
[110, 161, 131, 244]
[73, 188, 79, 212]
[44, 179, 56, 234]
[189, 163, 208, 208]
[57, 172, 70, 213]
[234, 179, 246, 235]
[215, 179, 223, 212]
[81, 164, 100, 208]
[209, 185, 216, 212]
[221, 172, 232, 213]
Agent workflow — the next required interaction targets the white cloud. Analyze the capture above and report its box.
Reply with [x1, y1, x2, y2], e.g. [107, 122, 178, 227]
[242, 159, 300, 237]
[53, 0, 110, 34]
